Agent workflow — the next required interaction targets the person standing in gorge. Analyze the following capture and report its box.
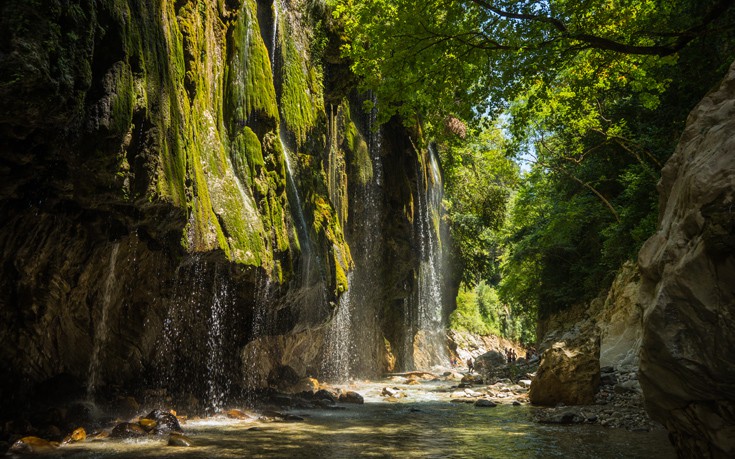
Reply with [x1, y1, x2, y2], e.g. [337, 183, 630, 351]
[467, 358, 474, 373]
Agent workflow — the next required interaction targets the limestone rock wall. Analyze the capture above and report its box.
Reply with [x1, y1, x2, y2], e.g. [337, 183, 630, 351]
[638, 60, 735, 458]
[0, 0, 426, 412]
[531, 262, 645, 405]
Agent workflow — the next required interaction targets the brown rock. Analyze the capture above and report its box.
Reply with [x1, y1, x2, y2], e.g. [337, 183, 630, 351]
[529, 336, 600, 406]
[167, 432, 193, 447]
[460, 374, 483, 385]
[142, 409, 182, 434]
[638, 60, 735, 458]
[338, 391, 364, 404]
[62, 427, 86, 444]
[225, 409, 253, 420]
[138, 418, 157, 432]
[9, 436, 58, 454]
[110, 422, 146, 439]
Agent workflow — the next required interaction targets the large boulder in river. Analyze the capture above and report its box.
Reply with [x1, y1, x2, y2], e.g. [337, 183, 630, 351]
[529, 335, 600, 406]
[638, 60, 735, 458]
[475, 350, 506, 371]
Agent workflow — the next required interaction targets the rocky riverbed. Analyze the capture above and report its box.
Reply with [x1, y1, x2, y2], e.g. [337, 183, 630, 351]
[0, 365, 673, 457]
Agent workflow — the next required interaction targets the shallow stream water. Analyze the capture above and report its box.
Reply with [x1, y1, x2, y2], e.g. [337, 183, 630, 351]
[53, 380, 675, 459]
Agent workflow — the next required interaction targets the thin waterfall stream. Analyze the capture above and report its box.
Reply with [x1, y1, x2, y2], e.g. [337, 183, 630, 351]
[322, 97, 385, 381]
[409, 144, 448, 370]
[87, 242, 120, 397]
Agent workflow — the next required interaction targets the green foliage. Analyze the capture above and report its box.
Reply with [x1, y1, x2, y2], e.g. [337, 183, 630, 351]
[449, 281, 535, 344]
[441, 126, 519, 286]
[333, 0, 735, 324]
[331, 0, 734, 134]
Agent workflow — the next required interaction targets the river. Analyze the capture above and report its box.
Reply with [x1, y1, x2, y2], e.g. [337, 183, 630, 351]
[53, 378, 675, 458]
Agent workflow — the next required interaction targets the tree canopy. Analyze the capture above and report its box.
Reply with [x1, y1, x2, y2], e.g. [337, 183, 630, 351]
[330, 0, 735, 335]
[332, 0, 734, 131]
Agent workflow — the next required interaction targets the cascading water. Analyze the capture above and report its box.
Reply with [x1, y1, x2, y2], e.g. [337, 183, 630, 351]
[242, 274, 273, 401]
[270, 0, 279, 70]
[205, 267, 232, 412]
[410, 144, 448, 369]
[87, 242, 120, 397]
[322, 97, 385, 380]
[153, 259, 242, 412]
[321, 272, 354, 381]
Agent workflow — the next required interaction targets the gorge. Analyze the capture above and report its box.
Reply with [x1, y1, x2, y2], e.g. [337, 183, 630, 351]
[0, 0, 733, 458]
[0, 0, 452, 413]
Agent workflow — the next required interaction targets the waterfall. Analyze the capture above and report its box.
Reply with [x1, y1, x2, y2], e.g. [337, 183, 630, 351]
[321, 96, 385, 380]
[205, 267, 232, 412]
[152, 259, 243, 412]
[87, 243, 120, 397]
[410, 144, 448, 369]
[242, 274, 272, 402]
[270, 0, 279, 70]
[321, 272, 354, 382]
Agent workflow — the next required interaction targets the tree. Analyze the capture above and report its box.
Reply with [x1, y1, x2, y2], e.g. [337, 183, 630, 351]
[441, 125, 519, 286]
[331, 0, 735, 321]
[331, 0, 735, 132]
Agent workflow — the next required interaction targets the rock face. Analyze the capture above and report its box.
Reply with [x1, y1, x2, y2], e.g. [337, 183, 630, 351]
[597, 262, 645, 372]
[638, 60, 735, 458]
[0, 0, 445, 414]
[529, 335, 600, 406]
[530, 261, 647, 406]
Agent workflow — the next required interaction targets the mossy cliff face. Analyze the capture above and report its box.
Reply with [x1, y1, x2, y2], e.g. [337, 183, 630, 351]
[0, 0, 356, 408]
[0, 0, 433, 409]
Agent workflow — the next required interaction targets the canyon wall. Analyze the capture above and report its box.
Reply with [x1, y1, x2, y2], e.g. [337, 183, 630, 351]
[0, 0, 444, 413]
[638, 60, 735, 458]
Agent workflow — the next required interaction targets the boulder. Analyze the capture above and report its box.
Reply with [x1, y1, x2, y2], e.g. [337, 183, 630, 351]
[475, 399, 497, 408]
[225, 409, 253, 420]
[381, 387, 400, 397]
[8, 437, 58, 454]
[110, 422, 147, 439]
[168, 432, 193, 447]
[313, 389, 337, 404]
[338, 391, 364, 404]
[141, 409, 182, 434]
[460, 374, 483, 385]
[638, 59, 735, 458]
[289, 377, 320, 395]
[529, 336, 600, 406]
[475, 350, 506, 370]
[62, 427, 86, 444]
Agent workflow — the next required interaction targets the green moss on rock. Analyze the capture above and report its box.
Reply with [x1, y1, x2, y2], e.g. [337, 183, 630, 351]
[280, 28, 322, 145]
[231, 126, 264, 187]
[226, 0, 279, 128]
[343, 104, 372, 185]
